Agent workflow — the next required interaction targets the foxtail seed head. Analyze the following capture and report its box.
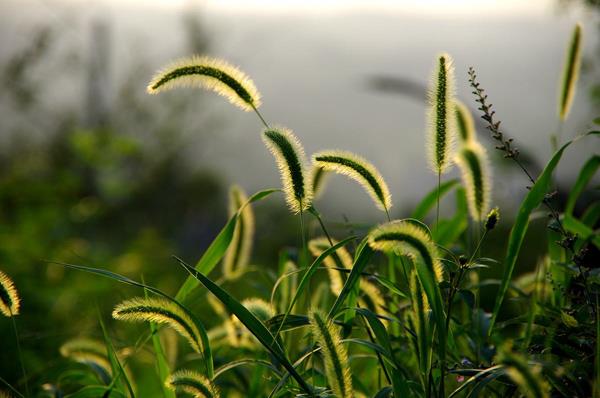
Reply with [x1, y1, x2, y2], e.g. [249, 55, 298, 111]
[223, 185, 254, 279]
[427, 53, 457, 174]
[455, 142, 492, 222]
[112, 297, 203, 353]
[147, 56, 261, 112]
[558, 23, 583, 121]
[0, 270, 20, 317]
[308, 237, 353, 295]
[485, 207, 500, 231]
[60, 338, 112, 376]
[262, 127, 312, 213]
[309, 309, 354, 398]
[165, 369, 220, 398]
[454, 100, 476, 143]
[313, 150, 392, 213]
[311, 165, 329, 200]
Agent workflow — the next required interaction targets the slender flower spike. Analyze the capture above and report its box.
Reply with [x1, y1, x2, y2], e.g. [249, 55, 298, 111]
[368, 220, 443, 282]
[455, 142, 492, 222]
[60, 338, 112, 376]
[309, 309, 354, 398]
[313, 150, 392, 213]
[165, 369, 220, 398]
[427, 53, 457, 174]
[454, 100, 476, 143]
[223, 185, 254, 279]
[112, 297, 203, 353]
[147, 56, 261, 112]
[262, 127, 313, 213]
[558, 23, 583, 121]
[485, 207, 500, 231]
[308, 237, 353, 295]
[0, 270, 20, 317]
[311, 165, 329, 200]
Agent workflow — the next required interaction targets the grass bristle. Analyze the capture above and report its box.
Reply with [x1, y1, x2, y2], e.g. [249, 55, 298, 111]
[112, 297, 203, 353]
[427, 53, 457, 174]
[454, 100, 476, 143]
[311, 165, 329, 200]
[455, 142, 492, 221]
[313, 150, 392, 213]
[262, 127, 313, 213]
[0, 270, 20, 317]
[309, 309, 354, 398]
[558, 23, 582, 121]
[368, 220, 443, 282]
[147, 55, 261, 112]
[223, 185, 255, 279]
[165, 369, 219, 398]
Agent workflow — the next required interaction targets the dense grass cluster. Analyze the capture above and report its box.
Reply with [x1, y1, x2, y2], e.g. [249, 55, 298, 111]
[2, 23, 600, 398]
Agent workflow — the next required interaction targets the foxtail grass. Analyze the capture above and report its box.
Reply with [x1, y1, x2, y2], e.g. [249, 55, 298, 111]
[558, 23, 582, 122]
[313, 150, 392, 218]
[455, 100, 475, 144]
[455, 142, 492, 222]
[262, 127, 312, 214]
[309, 309, 353, 398]
[311, 165, 329, 200]
[165, 369, 220, 398]
[308, 237, 352, 295]
[112, 297, 204, 354]
[60, 338, 112, 377]
[223, 185, 254, 279]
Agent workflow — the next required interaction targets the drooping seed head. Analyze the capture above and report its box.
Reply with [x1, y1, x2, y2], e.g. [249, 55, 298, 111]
[308, 237, 353, 295]
[223, 185, 255, 279]
[147, 56, 261, 112]
[165, 369, 220, 398]
[454, 100, 476, 143]
[309, 309, 354, 398]
[427, 53, 457, 174]
[112, 297, 203, 353]
[558, 23, 583, 121]
[485, 207, 500, 231]
[228, 298, 275, 348]
[311, 165, 330, 200]
[0, 270, 20, 317]
[60, 338, 112, 376]
[262, 127, 313, 213]
[313, 150, 392, 213]
[368, 220, 443, 282]
[454, 142, 492, 222]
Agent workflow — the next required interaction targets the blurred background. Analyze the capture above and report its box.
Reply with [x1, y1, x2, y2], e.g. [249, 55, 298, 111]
[0, 0, 599, 390]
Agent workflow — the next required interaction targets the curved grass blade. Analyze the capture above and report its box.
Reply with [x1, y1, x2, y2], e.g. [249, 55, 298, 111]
[558, 23, 582, 121]
[172, 256, 314, 396]
[223, 185, 255, 279]
[411, 179, 459, 220]
[60, 338, 112, 383]
[214, 358, 282, 379]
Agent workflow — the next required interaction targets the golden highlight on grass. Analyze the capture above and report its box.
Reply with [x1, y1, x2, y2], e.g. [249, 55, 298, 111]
[147, 55, 261, 112]
[309, 309, 353, 398]
[454, 100, 475, 143]
[455, 142, 491, 221]
[262, 127, 312, 213]
[227, 298, 274, 348]
[165, 369, 220, 398]
[313, 150, 392, 214]
[427, 53, 457, 174]
[368, 220, 443, 282]
[60, 338, 111, 376]
[0, 270, 20, 317]
[223, 185, 254, 279]
[308, 237, 352, 295]
[558, 23, 582, 121]
[112, 297, 203, 353]
[311, 165, 329, 200]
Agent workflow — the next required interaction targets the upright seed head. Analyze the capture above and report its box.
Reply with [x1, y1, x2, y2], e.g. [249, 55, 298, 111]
[147, 55, 261, 112]
[0, 270, 20, 317]
[485, 207, 500, 231]
[313, 150, 392, 213]
[165, 369, 220, 398]
[309, 309, 354, 398]
[558, 23, 583, 122]
[223, 185, 255, 279]
[427, 53, 457, 174]
[262, 127, 313, 213]
[454, 142, 492, 222]
[454, 100, 476, 143]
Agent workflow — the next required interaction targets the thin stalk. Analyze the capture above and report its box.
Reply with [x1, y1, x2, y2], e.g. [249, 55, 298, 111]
[251, 104, 270, 129]
[385, 206, 391, 222]
[435, 171, 441, 234]
[10, 311, 29, 398]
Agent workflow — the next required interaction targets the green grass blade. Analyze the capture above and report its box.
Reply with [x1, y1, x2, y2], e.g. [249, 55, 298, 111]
[176, 188, 279, 302]
[173, 256, 314, 396]
[411, 179, 459, 220]
[214, 358, 282, 379]
[489, 133, 597, 335]
[98, 313, 135, 398]
[565, 155, 600, 216]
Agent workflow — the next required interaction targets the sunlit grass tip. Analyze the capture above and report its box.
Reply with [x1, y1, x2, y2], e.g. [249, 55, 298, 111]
[311, 165, 329, 200]
[454, 100, 476, 143]
[0, 270, 20, 317]
[558, 23, 582, 121]
[308, 237, 352, 295]
[427, 52, 457, 174]
[147, 55, 261, 112]
[223, 185, 255, 279]
[165, 369, 220, 398]
[262, 127, 313, 213]
[309, 309, 353, 398]
[112, 297, 203, 353]
[60, 338, 112, 376]
[368, 220, 443, 282]
[454, 142, 492, 222]
[228, 298, 274, 348]
[313, 150, 392, 213]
